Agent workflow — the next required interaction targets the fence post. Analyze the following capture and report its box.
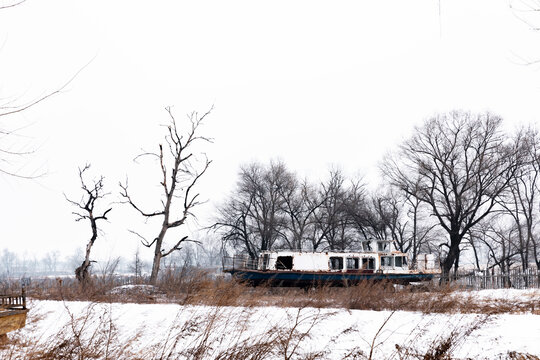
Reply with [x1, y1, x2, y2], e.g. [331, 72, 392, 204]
[22, 286, 26, 310]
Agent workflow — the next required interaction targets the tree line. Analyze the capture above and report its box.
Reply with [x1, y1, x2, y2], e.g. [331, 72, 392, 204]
[212, 161, 438, 269]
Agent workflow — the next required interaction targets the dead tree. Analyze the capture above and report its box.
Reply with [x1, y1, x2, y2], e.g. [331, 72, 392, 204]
[120, 107, 212, 285]
[65, 164, 112, 283]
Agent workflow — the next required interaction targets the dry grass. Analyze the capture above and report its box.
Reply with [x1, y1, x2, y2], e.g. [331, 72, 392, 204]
[1, 271, 538, 359]
[22, 270, 540, 315]
[0, 301, 332, 360]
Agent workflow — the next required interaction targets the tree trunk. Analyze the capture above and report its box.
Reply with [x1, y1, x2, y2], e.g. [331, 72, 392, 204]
[411, 208, 418, 269]
[75, 260, 90, 283]
[441, 231, 461, 282]
[533, 241, 540, 270]
[75, 219, 97, 285]
[149, 230, 166, 285]
[149, 251, 162, 285]
[470, 239, 481, 272]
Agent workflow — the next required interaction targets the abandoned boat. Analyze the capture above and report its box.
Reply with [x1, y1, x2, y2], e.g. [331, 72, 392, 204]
[0, 289, 28, 340]
[223, 240, 439, 286]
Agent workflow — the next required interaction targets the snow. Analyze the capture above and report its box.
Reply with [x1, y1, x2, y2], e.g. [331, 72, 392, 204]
[454, 288, 540, 301]
[107, 284, 161, 295]
[3, 294, 539, 359]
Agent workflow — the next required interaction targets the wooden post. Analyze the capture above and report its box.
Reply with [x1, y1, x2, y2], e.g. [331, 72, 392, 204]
[22, 287, 26, 310]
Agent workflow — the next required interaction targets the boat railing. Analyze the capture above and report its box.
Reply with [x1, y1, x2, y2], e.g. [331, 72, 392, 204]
[0, 288, 26, 310]
[223, 255, 258, 271]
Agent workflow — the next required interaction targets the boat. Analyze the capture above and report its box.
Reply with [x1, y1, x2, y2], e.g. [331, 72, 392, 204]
[223, 240, 439, 286]
[0, 289, 28, 341]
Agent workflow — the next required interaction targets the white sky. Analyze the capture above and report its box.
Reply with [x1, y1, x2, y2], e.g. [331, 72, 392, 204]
[1, 0, 540, 263]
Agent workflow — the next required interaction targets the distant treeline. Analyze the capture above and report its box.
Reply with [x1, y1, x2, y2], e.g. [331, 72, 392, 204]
[0, 240, 222, 279]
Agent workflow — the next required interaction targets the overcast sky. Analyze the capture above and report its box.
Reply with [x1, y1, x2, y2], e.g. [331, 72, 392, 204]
[1, 0, 540, 263]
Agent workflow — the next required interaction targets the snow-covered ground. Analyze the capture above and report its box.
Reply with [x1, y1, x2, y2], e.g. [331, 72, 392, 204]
[3, 289, 540, 359]
[453, 288, 540, 301]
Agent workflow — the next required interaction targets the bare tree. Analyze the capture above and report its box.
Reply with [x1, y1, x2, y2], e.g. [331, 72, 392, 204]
[348, 184, 437, 267]
[497, 127, 540, 271]
[0, 61, 88, 178]
[471, 216, 519, 278]
[311, 169, 357, 251]
[42, 251, 60, 274]
[343, 178, 371, 242]
[214, 160, 294, 258]
[383, 111, 524, 279]
[388, 184, 439, 268]
[120, 107, 212, 285]
[65, 164, 112, 283]
[197, 235, 224, 267]
[279, 179, 324, 251]
[215, 190, 258, 259]
[364, 194, 397, 241]
[0, 249, 16, 277]
[130, 247, 144, 283]
[0, 0, 89, 178]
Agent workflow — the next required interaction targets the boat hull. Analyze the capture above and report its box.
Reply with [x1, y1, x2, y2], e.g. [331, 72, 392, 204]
[226, 269, 435, 286]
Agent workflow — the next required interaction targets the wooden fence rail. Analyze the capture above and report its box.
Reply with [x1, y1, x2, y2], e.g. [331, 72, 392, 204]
[0, 290, 26, 310]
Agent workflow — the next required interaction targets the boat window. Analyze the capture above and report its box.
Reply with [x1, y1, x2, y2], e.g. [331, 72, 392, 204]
[346, 257, 359, 270]
[381, 256, 394, 267]
[260, 254, 270, 270]
[395, 256, 402, 267]
[363, 241, 372, 251]
[362, 258, 375, 270]
[275, 256, 293, 270]
[377, 241, 389, 252]
[329, 257, 343, 270]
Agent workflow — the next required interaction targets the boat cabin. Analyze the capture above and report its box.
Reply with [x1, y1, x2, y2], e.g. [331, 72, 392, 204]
[259, 250, 409, 274]
[252, 239, 409, 273]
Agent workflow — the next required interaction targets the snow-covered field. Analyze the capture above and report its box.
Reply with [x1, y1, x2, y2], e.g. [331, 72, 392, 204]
[3, 289, 540, 359]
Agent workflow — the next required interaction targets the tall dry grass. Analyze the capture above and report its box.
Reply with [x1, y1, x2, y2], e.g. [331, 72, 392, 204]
[22, 269, 540, 315]
[3, 268, 539, 359]
[1, 301, 331, 359]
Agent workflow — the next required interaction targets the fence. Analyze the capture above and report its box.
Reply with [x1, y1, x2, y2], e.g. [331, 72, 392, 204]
[448, 268, 540, 290]
[222, 255, 258, 272]
[0, 288, 26, 310]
